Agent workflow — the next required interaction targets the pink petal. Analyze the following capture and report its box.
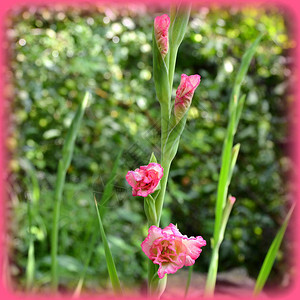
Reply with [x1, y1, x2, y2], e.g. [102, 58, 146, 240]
[137, 189, 150, 197]
[147, 163, 164, 179]
[176, 74, 190, 97]
[162, 223, 183, 238]
[125, 172, 137, 187]
[154, 14, 170, 58]
[157, 261, 184, 279]
[174, 73, 201, 122]
[141, 226, 163, 258]
[182, 236, 206, 266]
[188, 74, 201, 88]
[154, 14, 170, 34]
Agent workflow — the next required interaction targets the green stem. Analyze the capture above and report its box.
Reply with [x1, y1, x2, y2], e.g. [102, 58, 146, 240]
[184, 265, 193, 298]
[205, 245, 220, 296]
[146, 196, 160, 288]
[155, 159, 171, 226]
[147, 118, 171, 295]
[213, 97, 237, 243]
[154, 99, 172, 227]
[205, 201, 233, 296]
[147, 195, 158, 226]
[160, 102, 170, 150]
[168, 46, 178, 92]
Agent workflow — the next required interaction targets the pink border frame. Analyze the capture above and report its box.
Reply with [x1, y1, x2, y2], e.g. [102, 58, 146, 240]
[0, 0, 299, 299]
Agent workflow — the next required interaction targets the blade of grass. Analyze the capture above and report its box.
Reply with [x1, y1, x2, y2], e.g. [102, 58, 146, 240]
[254, 205, 294, 295]
[94, 195, 122, 294]
[73, 149, 123, 297]
[51, 92, 90, 290]
[25, 168, 40, 291]
[25, 191, 35, 291]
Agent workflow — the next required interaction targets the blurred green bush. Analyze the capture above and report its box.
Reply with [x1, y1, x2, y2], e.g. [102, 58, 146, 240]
[6, 4, 293, 292]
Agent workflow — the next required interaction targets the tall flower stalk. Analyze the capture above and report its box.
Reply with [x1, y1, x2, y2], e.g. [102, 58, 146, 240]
[204, 34, 263, 296]
[126, 4, 205, 297]
[153, 5, 195, 229]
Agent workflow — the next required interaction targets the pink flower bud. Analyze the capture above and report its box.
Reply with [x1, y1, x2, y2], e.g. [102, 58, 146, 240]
[229, 196, 236, 205]
[174, 74, 201, 122]
[126, 163, 163, 197]
[154, 14, 170, 58]
[141, 223, 206, 279]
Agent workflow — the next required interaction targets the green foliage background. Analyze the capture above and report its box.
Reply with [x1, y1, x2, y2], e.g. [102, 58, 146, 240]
[6, 4, 293, 292]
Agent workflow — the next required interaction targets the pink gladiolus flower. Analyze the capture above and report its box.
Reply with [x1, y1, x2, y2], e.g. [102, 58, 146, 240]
[126, 163, 163, 197]
[174, 74, 201, 122]
[154, 14, 170, 58]
[141, 223, 206, 279]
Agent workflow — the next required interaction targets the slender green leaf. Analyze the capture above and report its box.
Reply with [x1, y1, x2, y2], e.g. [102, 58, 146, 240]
[228, 143, 240, 184]
[169, 4, 191, 47]
[74, 148, 123, 296]
[149, 152, 158, 164]
[254, 205, 294, 295]
[51, 91, 90, 290]
[94, 195, 122, 294]
[168, 5, 191, 90]
[229, 34, 264, 115]
[163, 114, 187, 162]
[234, 94, 246, 133]
[25, 193, 35, 291]
[99, 149, 123, 214]
[24, 166, 40, 291]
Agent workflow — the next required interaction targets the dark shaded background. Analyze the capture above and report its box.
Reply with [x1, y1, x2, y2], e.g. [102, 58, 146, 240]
[5, 3, 294, 292]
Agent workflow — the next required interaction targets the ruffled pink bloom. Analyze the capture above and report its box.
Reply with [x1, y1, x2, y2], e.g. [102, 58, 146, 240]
[174, 74, 201, 122]
[126, 163, 163, 197]
[141, 223, 206, 279]
[154, 14, 170, 58]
